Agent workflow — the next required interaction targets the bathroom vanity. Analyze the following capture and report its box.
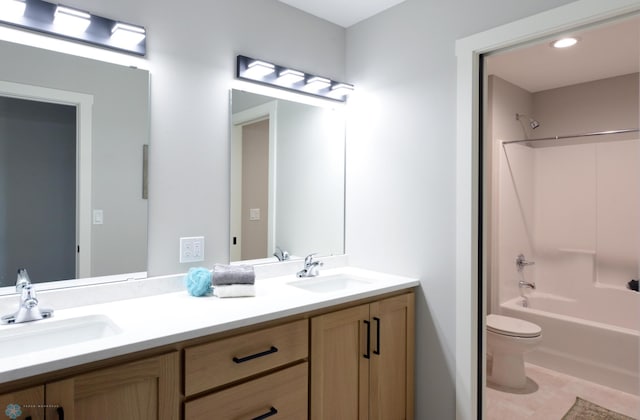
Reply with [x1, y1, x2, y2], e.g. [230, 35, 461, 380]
[0, 267, 417, 419]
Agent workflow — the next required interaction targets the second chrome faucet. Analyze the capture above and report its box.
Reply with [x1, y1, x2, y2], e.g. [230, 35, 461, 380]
[297, 254, 323, 278]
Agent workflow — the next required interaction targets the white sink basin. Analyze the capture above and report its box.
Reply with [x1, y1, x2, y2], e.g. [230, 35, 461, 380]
[0, 314, 121, 357]
[288, 274, 373, 293]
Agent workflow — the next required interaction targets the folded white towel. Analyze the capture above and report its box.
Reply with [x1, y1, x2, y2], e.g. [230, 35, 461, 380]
[213, 284, 256, 298]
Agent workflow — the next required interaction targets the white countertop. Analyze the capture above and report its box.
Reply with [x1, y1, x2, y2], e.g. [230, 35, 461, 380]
[0, 266, 418, 384]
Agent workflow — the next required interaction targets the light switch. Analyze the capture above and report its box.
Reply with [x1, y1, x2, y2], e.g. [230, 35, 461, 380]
[93, 209, 104, 225]
[249, 208, 261, 221]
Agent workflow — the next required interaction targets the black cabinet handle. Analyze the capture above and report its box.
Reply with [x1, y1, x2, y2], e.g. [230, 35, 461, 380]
[252, 406, 278, 420]
[363, 319, 371, 359]
[232, 346, 278, 364]
[373, 317, 381, 355]
[25, 417, 32, 420]
[57, 406, 65, 420]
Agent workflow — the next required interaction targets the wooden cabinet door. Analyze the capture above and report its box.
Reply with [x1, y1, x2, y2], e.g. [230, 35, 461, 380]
[369, 293, 415, 420]
[45, 352, 179, 420]
[0, 385, 45, 420]
[310, 304, 370, 420]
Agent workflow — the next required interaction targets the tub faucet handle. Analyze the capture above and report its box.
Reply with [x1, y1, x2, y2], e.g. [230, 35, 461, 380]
[516, 254, 535, 272]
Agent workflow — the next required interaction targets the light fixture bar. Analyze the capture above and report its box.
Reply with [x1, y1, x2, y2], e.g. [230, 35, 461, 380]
[0, 0, 146, 56]
[236, 55, 353, 102]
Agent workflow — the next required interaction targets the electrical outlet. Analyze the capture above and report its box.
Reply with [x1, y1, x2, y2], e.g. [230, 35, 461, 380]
[180, 236, 205, 263]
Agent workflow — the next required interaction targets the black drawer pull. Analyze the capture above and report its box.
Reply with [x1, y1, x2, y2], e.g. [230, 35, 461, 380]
[26, 417, 32, 420]
[363, 320, 371, 359]
[373, 317, 381, 355]
[233, 346, 278, 364]
[57, 406, 65, 420]
[252, 406, 278, 420]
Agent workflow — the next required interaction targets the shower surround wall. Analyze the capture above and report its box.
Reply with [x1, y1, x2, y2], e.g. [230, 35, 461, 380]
[490, 73, 640, 306]
[489, 73, 640, 391]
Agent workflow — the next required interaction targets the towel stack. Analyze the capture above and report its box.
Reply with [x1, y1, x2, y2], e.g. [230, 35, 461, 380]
[212, 264, 256, 298]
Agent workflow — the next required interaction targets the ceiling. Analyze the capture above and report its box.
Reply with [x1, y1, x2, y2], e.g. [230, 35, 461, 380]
[278, 0, 406, 28]
[486, 16, 640, 92]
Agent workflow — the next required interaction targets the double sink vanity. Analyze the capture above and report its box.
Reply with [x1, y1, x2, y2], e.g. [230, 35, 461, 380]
[0, 36, 416, 420]
[0, 260, 418, 419]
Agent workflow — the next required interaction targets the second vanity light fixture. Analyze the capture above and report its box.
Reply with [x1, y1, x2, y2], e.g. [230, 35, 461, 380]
[0, 0, 146, 55]
[236, 55, 354, 102]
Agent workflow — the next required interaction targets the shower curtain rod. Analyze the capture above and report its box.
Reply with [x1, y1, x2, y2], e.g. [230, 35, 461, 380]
[503, 128, 640, 145]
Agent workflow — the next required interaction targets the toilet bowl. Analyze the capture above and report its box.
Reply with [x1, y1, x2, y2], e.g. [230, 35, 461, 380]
[486, 314, 542, 389]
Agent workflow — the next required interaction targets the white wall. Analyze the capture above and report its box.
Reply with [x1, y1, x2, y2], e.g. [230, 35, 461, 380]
[276, 100, 345, 258]
[488, 76, 536, 311]
[344, 1, 576, 418]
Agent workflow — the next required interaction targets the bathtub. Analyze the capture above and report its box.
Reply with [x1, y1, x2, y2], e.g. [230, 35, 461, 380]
[500, 290, 639, 395]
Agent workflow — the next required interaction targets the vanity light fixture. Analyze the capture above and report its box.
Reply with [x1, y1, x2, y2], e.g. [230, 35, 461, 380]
[552, 37, 578, 48]
[305, 76, 332, 91]
[329, 83, 355, 99]
[54, 5, 91, 34]
[245, 60, 276, 78]
[277, 69, 305, 85]
[111, 22, 146, 47]
[0, 0, 26, 19]
[0, 0, 146, 55]
[236, 55, 354, 102]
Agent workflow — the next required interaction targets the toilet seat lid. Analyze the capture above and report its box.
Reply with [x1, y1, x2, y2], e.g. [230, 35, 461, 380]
[487, 314, 541, 338]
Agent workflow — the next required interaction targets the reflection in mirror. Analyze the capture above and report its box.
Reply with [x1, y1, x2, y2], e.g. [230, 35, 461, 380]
[0, 39, 149, 291]
[230, 89, 345, 263]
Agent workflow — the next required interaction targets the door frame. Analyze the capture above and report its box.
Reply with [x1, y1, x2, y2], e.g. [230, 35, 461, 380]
[454, 1, 640, 419]
[0, 80, 94, 278]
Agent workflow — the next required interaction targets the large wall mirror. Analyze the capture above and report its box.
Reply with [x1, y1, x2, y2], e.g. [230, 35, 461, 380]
[0, 39, 149, 291]
[230, 89, 345, 263]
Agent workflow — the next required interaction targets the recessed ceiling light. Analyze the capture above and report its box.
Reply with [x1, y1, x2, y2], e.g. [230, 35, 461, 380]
[552, 37, 578, 49]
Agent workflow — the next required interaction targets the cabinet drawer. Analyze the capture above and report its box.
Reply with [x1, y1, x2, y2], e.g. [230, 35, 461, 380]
[185, 319, 308, 396]
[185, 362, 308, 420]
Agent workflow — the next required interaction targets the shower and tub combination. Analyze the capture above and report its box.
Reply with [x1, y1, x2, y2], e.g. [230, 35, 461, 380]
[491, 119, 640, 394]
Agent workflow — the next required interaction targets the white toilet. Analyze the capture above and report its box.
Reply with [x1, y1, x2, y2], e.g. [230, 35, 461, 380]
[486, 314, 542, 389]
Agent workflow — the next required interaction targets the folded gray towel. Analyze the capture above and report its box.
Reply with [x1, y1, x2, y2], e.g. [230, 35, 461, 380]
[212, 264, 255, 286]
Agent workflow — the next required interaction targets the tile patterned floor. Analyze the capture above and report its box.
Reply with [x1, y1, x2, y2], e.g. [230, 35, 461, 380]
[486, 363, 640, 419]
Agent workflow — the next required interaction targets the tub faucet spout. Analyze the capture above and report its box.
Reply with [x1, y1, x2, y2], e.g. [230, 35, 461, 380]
[519, 280, 536, 290]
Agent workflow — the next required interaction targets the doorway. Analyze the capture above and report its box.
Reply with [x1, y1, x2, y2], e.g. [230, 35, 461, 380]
[0, 80, 93, 285]
[482, 15, 640, 419]
[230, 100, 277, 262]
[0, 96, 76, 284]
[454, 2, 640, 419]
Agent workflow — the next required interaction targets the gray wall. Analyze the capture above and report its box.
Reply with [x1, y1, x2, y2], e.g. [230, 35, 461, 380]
[344, 0, 576, 417]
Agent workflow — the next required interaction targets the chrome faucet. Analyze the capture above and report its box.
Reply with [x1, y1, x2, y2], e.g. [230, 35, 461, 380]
[515, 253, 535, 272]
[1, 269, 54, 325]
[273, 247, 290, 262]
[297, 254, 323, 278]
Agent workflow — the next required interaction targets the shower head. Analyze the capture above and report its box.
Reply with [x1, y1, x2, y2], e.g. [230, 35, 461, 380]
[515, 113, 540, 129]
